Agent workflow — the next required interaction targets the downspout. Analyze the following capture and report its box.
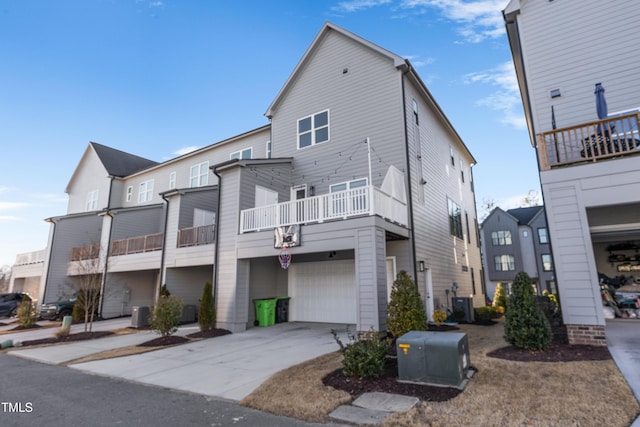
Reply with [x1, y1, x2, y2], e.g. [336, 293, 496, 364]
[98, 176, 115, 317]
[42, 217, 58, 303]
[211, 167, 223, 321]
[401, 63, 419, 285]
[159, 192, 170, 299]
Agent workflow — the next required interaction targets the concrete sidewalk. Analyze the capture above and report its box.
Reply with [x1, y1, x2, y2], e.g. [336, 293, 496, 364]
[606, 320, 640, 427]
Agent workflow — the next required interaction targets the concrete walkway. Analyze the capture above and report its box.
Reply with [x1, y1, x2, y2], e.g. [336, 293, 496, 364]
[606, 320, 640, 427]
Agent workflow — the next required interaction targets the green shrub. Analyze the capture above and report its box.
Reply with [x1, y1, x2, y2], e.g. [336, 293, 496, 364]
[198, 281, 216, 332]
[160, 284, 171, 297]
[149, 295, 184, 337]
[386, 271, 427, 338]
[474, 306, 496, 322]
[492, 283, 507, 312]
[504, 272, 552, 350]
[17, 299, 37, 328]
[332, 327, 389, 378]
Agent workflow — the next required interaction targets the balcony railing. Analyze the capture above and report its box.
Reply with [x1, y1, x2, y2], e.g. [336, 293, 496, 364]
[111, 233, 163, 256]
[71, 244, 100, 261]
[14, 250, 45, 265]
[178, 224, 216, 247]
[240, 186, 407, 233]
[537, 110, 640, 170]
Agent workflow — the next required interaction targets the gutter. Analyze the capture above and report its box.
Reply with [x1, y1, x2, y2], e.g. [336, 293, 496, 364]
[98, 175, 115, 317]
[159, 192, 171, 299]
[210, 165, 223, 321]
[42, 217, 58, 304]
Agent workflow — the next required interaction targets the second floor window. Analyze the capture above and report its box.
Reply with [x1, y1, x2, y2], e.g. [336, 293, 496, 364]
[495, 255, 515, 272]
[190, 161, 209, 188]
[126, 186, 132, 202]
[138, 180, 154, 203]
[491, 230, 512, 246]
[298, 110, 329, 149]
[448, 198, 463, 239]
[538, 227, 549, 244]
[86, 190, 98, 211]
[542, 254, 553, 271]
[230, 148, 252, 160]
[169, 172, 176, 189]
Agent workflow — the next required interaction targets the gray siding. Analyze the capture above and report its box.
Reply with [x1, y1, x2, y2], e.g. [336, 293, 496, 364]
[111, 205, 164, 240]
[178, 188, 218, 229]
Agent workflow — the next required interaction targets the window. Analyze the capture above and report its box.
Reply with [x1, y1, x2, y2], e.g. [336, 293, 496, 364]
[126, 186, 132, 202]
[491, 230, 512, 246]
[450, 146, 455, 167]
[494, 255, 515, 271]
[412, 99, 419, 125]
[448, 198, 463, 239]
[169, 172, 176, 189]
[190, 161, 209, 187]
[465, 212, 471, 244]
[138, 180, 154, 203]
[330, 178, 368, 215]
[538, 228, 549, 244]
[298, 110, 329, 149]
[266, 140, 271, 159]
[471, 267, 476, 295]
[230, 148, 252, 160]
[542, 254, 553, 271]
[193, 208, 215, 227]
[86, 190, 98, 211]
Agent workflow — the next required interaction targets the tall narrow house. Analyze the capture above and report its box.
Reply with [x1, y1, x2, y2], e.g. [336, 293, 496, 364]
[504, 0, 640, 344]
[39, 22, 483, 334]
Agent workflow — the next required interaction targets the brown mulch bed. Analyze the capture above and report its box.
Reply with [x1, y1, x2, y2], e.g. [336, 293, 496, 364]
[21, 331, 114, 347]
[137, 328, 231, 347]
[323, 322, 610, 403]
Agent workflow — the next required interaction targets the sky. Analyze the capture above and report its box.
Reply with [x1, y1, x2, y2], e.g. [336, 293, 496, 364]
[0, 0, 541, 268]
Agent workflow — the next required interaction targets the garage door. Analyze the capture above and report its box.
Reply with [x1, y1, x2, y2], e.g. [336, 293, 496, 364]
[288, 260, 356, 323]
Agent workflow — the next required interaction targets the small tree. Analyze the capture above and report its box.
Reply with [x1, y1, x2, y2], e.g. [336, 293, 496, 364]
[492, 283, 507, 315]
[504, 272, 552, 350]
[149, 295, 184, 337]
[17, 297, 37, 328]
[198, 281, 216, 332]
[387, 270, 427, 339]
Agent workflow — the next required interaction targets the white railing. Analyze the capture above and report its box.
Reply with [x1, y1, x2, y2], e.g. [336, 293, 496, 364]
[240, 186, 407, 233]
[14, 250, 45, 265]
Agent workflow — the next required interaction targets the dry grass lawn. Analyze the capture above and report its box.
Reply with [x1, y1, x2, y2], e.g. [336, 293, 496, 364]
[242, 321, 640, 427]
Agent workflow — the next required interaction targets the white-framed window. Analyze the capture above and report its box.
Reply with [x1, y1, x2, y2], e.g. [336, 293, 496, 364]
[298, 110, 329, 149]
[126, 186, 133, 202]
[138, 180, 154, 203]
[412, 98, 419, 126]
[330, 178, 367, 193]
[230, 148, 252, 160]
[542, 254, 553, 271]
[255, 186, 278, 207]
[169, 172, 176, 189]
[193, 208, 216, 227]
[538, 227, 549, 244]
[448, 198, 463, 239]
[86, 190, 99, 211]
[491, 230, 512, 246]
[494, 255, 515, 272]
[266, 140, 272, 159]
[330, 178, 368, 215]
[450, 145, 455, 167]
[190, 161, 209, 188]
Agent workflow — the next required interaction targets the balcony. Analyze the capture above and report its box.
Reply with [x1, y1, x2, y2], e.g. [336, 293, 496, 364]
[111, 233, 163, 256]
[240, 185, 407, 233]
[14, 250, 45, 265]
[70, 244, 100, 261]
[178, 224, 216, 247]
[537, 110, 640, 170]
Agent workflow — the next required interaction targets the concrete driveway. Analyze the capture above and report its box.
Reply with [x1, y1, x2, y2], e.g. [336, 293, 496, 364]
[9, 321, 350, 402]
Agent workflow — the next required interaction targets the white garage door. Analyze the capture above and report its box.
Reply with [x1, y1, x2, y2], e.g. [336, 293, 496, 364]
[288, 260, 356, 323]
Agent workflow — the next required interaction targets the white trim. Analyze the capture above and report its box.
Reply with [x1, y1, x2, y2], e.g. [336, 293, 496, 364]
[297, 109, 330, 149]
[230, 147, 252, 160]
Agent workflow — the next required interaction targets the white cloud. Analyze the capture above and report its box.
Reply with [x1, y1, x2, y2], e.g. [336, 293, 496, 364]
[400, 0, 506, 43]
[0, 215, 23, 221]
[0, 202, 30, 212]
[464, 61, 526, 129]
[173, 146, 201, 156]
[332, 0, 393, 12]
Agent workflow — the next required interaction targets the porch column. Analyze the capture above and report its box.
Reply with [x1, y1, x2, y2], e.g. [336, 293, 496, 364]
[355, 226, 387, 333]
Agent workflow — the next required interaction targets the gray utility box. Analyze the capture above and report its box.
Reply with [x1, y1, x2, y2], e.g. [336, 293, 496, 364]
[452, 297, 475, 323]
[131, 306, 150, 328]
[397, 331, 471, 388]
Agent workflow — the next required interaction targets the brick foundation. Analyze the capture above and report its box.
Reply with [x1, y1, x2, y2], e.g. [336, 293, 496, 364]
[566, 324, 607, 346]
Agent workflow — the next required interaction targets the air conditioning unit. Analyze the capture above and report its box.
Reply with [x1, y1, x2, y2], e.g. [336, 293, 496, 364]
[131, 306, 150, 328]
[397, 331, 471, 389]
[451, 297, 475, 323]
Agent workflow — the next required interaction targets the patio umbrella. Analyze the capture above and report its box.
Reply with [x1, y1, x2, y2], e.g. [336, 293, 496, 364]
[595, 83, 613, 134]
[551, 106, 559, 162]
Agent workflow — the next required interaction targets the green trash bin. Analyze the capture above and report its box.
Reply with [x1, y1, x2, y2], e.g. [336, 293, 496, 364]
[253, 298, 276, 327]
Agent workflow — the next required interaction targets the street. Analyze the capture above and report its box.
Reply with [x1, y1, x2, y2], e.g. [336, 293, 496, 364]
[0, 355, 342, 427]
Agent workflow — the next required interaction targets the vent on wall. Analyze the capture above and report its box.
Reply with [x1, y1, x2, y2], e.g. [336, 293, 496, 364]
[549, 88, 561, 98]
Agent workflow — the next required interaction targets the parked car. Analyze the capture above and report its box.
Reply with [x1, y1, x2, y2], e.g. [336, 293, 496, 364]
[39, 297, 77, 321]
[0, 292, 30, 318]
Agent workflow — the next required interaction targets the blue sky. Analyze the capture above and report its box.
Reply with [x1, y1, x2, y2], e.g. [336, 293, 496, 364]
[0, 0, 540, 267]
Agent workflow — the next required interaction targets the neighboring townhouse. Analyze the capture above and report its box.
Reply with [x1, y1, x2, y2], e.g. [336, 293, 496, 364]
[480, 206, 555, 299]
[38, 22, 484, 334]
[8, 249, 45, 300]
[504, 0, 640, 344]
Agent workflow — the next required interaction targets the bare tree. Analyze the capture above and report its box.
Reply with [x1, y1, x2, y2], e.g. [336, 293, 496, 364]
[478, 197, 497, 223]
[69, 243, 103, 332]
[0, 266, 10, 293]
[520, 189, 541, 207]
